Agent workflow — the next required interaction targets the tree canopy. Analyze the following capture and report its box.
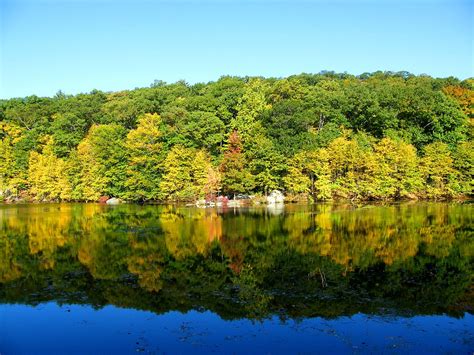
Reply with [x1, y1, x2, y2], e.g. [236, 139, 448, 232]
[0, 72, 472, 202]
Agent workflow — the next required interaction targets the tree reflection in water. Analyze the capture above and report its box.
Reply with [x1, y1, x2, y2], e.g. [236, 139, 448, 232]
[0, 202, 472, 320]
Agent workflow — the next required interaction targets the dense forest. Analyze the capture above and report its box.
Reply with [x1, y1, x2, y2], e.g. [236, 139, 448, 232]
[0, 71, 472, 202]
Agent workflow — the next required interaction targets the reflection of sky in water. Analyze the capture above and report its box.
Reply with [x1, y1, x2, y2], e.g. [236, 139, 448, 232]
[1, 303, 473, 354]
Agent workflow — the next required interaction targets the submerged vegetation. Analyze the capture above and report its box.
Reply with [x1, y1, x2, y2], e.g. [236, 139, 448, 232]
[0, 72, 472, 202]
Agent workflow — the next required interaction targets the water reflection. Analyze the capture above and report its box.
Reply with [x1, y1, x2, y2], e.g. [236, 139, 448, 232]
[0, 202, 472, 319]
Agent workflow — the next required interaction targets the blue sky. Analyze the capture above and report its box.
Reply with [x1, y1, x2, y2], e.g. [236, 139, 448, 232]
[0, 0, 472, 98]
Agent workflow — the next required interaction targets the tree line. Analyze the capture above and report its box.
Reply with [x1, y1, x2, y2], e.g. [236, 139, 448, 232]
[0, 71, 472, 202]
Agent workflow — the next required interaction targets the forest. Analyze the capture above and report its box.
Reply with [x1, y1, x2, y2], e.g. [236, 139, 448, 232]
[0, 71, 472, 202]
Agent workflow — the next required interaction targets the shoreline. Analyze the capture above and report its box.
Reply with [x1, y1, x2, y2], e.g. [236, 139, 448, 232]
[1, 197, 472, 206]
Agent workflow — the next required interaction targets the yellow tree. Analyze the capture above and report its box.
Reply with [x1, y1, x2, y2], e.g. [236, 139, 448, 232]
[159, 145, 196, 201]
[125, 113, 164, 201]
[420, 142, 459, 199]
[28, 136, 71, 201]
[75, 137, 105, 201]
[160, 146, 219, 201]
[326, 135, 374, 199]
[204, 164, 222, 199]
[453, 141, 474, 195]
[284, 150, 332, 200]
[370, 138, 422, 199]
[283, 151, 311, 195]
[193, 150, 221, 199]
[0, 135, 15, 194]
[0, 122, 26, 195]
[309, 149, 333, 200]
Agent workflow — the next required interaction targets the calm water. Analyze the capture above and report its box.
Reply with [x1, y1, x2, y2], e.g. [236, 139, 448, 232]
[0, 202, 472, 354]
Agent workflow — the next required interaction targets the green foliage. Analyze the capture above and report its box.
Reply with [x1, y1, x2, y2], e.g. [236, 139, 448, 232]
[50, 113, 88, 157]
[231, 78, 270, 145]
[183, 111, 225, 154]
[0, 72, 472, 201]
[74, 124, 127, 201]
[101, 91, 154, 129]
[220, 131, 254, 196]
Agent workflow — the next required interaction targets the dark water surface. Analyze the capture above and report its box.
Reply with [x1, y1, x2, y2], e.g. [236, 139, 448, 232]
[0, 202, 472, 354]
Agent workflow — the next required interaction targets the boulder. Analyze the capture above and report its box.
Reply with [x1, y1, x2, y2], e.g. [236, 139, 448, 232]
[106, 197, 121, 205]
[267, 190, 285, 204]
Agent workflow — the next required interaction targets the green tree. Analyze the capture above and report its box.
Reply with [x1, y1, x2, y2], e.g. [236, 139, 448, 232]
[231, 78, 270, 144]
[101, 91, 154, 129]
[74, 124, 127, 201]
[50, 113, 88, 158]
[0, 73, 472, 202]
[247, 135, 285, 194]
[220, 131, 254, 197]
[182, 111, 225, 155]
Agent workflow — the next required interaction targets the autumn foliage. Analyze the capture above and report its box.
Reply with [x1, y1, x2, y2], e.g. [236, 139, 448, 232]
[0, 72, 472, 202]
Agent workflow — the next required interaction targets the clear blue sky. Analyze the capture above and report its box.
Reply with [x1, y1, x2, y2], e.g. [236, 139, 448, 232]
[0, 0, 472, 99]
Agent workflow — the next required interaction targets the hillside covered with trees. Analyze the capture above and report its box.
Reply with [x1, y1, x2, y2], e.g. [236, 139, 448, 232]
[0, 71, 472, 202]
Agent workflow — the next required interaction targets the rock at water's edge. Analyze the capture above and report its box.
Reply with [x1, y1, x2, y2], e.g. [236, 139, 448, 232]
[267, 190, 285, 204]
[106, 197, 121, 205]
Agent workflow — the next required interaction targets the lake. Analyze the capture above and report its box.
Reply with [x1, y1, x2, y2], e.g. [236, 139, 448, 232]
[0, 202, 473, 354]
